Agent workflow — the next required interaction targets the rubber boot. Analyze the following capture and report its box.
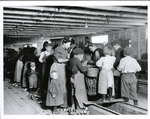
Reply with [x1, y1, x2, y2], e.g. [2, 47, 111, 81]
[108, 87, 112, 101]
[133, 100, 138, 106]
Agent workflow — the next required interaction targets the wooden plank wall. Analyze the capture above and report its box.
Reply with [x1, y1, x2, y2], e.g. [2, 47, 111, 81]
[108, 26, 147, 59]
[72, 35, 92, 49]
[50, 35, 92, 50]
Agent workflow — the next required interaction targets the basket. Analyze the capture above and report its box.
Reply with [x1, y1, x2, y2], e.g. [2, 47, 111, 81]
[87, 68, 99, 77]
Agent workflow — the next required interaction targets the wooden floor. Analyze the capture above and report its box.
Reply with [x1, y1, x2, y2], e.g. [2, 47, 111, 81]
[4, 80, 53, 115]
[3, 80, 148, 115]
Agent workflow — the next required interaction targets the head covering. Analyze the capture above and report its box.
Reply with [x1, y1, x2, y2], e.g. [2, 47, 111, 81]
[70, 39, 75, 45]
[73, 48, 84, 55]
[43, 41, 48, 48]
[62, 37, 71, 43]
[111, 40, 121, 45]
[45, 43, 52, 47]
[123, 46, 133, 56]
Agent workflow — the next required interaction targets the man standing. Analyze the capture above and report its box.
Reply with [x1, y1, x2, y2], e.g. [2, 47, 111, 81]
[111, 40, 124, 99]
[88, 43, 104, 64]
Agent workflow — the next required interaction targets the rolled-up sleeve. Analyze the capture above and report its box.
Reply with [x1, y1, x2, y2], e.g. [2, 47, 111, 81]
[117, 59, 124, 72]
[96, 57, 103, 68]
[77, 60, 88, 73]
[39, 52, 44, 63]
[135, 60, 141, 72]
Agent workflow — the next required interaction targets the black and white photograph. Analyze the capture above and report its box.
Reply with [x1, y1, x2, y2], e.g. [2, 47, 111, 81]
[0, 1, 149, 118]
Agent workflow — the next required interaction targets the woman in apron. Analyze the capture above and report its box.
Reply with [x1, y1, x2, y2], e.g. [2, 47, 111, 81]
[39, 43, 53, 102]
[13, 57, 23, 87]
[46, 38, 71, 111]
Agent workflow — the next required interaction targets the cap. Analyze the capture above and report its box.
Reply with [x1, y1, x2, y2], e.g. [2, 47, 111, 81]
[73, 48, 84, 55]
[111, 40, 121, 45]
[62, 37, 71, 43]
[123, 46, 133, 56]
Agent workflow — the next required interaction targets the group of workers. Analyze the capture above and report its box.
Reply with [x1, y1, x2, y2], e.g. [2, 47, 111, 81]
[11, 36, 141, 114]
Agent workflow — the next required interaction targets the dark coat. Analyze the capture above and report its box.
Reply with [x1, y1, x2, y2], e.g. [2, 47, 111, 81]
[114, 47, 124, 69]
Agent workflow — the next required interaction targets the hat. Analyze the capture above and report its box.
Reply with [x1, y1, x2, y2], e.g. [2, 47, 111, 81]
[73, 48, 84, 55]
[70, 39, 75, 45]
[62, 37, 71, 43]
[111, 40, 121, 45]
[123, 46, 133, 56]
[45, 43, 52, 47]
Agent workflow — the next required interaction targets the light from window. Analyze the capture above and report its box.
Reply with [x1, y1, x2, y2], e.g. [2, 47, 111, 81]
[32, 43, 37, 48]
[92, 35, 108, 44]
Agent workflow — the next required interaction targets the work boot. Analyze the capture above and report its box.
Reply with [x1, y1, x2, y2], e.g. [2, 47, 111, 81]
[123, 97, 129, 102]
[108, 87, 112, 101]
[101, 94, 106, 102]
[133, 100, 138, 106]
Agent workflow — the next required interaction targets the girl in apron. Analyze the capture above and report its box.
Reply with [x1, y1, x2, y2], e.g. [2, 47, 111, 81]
[96, 45, 116, 102]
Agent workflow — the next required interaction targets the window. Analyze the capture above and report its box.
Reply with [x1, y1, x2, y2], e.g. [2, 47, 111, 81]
[129, 40, 131, 47]
[32, 43, 37, 48]
[91, 35, 108, 45]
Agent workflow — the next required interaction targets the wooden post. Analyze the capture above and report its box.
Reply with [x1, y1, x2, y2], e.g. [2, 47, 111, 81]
[138, 29, 141, 59]
[145, 27, 148, 53]
[131, 29, 133, 47]
[119, 32, 121, 39]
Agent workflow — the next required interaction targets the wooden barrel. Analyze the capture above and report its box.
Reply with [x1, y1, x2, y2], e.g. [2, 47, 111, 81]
[85, 68, 99, 96]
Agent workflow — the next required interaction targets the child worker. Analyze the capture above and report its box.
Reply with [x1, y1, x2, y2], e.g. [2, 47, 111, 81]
[96, 45, 116, 102]
[46, 70, 64, 114]
[117, 46, 141, 106]
[69, 48, 90, 114]
[27, 60, 39, 100]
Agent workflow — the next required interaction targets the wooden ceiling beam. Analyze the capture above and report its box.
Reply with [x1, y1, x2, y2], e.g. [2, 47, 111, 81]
[4, 15, 147, 25]
[4, 12, 147, 22]
[4, 6, 147, 19]
[85, 6, 147, 14]
[4, 18, 146, 27]
[4, 22, 132, 28]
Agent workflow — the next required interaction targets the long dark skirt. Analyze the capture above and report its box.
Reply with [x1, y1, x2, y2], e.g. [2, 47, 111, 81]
[41, 63, 50, 92]
[21, 61, 30, 88]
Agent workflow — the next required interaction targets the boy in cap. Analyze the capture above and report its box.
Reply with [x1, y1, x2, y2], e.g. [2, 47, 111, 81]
[117, 46, 141, 105]
[69, 48, 89, 114]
